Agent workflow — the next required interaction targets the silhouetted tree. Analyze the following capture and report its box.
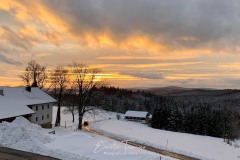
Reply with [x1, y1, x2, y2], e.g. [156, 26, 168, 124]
[20, 60, 47, 89]
[50, 66, 69, 126]
[69, 62, 104, 130]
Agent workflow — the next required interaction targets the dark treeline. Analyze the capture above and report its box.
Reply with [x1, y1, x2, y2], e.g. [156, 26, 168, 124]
[56, 86, 240, 141]
[151, 98, 240, 141]
[87, 86, 161, 114]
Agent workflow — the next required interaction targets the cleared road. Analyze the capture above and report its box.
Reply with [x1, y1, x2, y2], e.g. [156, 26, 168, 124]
[83, 125, 199, 160]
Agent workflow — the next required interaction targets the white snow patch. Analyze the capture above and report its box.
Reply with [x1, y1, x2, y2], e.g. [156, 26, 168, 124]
[0, 116, 89, 160]
[50, 107, 176, 160]
[90, 119, 240, 160]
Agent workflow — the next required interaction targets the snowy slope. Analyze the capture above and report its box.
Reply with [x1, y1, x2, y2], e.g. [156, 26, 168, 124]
[90, 119, 240, 160]
[0, 107, 176, 160]
[51, 106, 240, 160]
[46, 129, 171, 160]
[50, 107, 174, 160]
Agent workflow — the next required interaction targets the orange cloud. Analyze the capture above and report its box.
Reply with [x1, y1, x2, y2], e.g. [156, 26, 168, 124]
[218, 63, 240, 70]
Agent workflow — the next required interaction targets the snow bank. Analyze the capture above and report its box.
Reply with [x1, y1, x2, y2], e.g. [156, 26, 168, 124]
[0, 117, 52, 148]
[0, 117, 90, 160]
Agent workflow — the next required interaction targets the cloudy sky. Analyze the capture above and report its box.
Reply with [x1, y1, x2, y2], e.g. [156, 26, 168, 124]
[1, 0, 240, 88]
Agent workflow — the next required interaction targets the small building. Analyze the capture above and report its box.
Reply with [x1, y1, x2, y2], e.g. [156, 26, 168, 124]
[0, 87, 56, 128]
[124, 110, 150, 123]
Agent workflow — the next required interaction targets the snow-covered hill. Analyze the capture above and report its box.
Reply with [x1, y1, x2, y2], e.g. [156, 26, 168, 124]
[90, 117, 240, 160]
[52, 106, 240, 160]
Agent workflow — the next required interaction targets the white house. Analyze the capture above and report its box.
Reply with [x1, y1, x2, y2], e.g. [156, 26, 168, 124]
[0, 86, 56, 128]
[124, 110, 150, 123]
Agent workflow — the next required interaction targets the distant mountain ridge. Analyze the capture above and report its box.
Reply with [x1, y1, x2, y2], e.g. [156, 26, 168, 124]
[129, 86, 213, 96]
[148, 86, 193, 96]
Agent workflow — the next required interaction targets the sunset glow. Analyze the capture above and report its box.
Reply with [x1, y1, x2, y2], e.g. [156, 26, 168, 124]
[1, 0, 240, 88]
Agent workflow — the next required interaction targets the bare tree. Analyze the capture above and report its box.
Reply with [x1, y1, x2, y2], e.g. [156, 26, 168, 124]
[69, 62, 103, 130]
[50, 66, 69, 127]
[20, 60, 47, 89]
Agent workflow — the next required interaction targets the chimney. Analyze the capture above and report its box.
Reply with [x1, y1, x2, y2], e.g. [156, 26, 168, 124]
[0, 89, 4, 96]
[26, 86, 31, 92]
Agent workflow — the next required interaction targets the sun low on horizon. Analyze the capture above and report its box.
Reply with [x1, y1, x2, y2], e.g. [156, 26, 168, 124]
[1, 0, 240, 89]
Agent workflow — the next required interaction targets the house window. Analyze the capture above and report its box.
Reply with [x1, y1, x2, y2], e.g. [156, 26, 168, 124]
[42, 105, 44, 110]
[36, 117, 38, 121]
[47, 114, 49, 119]
[47, 104, 50, 109]
[42, 115, 44, 120]
[36, 106, 38, 111]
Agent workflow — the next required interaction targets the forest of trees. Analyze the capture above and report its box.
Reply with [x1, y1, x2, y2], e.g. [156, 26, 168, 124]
[151, 99, 240, 142]
[83, 86, 240, 141]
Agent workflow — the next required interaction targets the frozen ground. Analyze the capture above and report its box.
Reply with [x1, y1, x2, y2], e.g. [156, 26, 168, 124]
[0, 117, 88, 160]
[51, 107, 174, 160]
[52, 106, 240, 160]
[89, 116, 240, 160]
[54, 106, 240, 160]
[2, 106, 238, 160]
[0, 107, 174, 160]
[46, 128, 171, 160]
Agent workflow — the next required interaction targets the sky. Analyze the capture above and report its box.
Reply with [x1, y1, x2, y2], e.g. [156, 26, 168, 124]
[1, 0, 240, 89]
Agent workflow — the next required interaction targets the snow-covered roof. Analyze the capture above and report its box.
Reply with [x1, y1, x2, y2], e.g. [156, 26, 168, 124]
[0, 87, 56, 119]
[2, 87, 56, 105]
[124, 110, 149, 118]
[0, 98, 34, 119]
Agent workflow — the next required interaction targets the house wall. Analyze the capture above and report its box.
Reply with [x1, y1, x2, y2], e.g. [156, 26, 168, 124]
[29, 103, 53, 127]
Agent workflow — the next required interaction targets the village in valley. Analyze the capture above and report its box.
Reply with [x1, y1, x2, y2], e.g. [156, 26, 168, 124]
[1, 1, 240, 160]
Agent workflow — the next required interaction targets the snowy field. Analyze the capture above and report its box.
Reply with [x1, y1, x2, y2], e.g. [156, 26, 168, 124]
[89, 115, 240, 160]
[1, 106, 239, 160]
[51, 107, 173, 160]
[0, 107, 174, 160]
[51, 106, 240, 160]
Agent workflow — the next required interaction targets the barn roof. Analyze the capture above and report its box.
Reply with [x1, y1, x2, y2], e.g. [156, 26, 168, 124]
[124, 110, 149, 118]
[0, 87, 56, 120]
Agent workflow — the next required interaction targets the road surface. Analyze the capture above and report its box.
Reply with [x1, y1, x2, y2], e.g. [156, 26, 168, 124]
[83, 125, 199, 160]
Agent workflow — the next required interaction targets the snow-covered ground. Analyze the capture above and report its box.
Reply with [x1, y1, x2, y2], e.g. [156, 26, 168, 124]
[0, 107, 174, 160]
[46, 128, 168, 160]
[2, 106, 239, 160]
[51, 107, 173, 160]
[89, 116, 240, 160]
[51, 106, 240, 160]
[0, 117, 88, 160]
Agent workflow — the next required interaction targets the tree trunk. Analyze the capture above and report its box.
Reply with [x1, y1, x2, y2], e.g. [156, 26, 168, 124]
[78, 110, 85, 130]
[78, 113, 83, 130]
[72, 112, 75, 122]
[55, 88, 63, 127]
[55, 106, 61, 126]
